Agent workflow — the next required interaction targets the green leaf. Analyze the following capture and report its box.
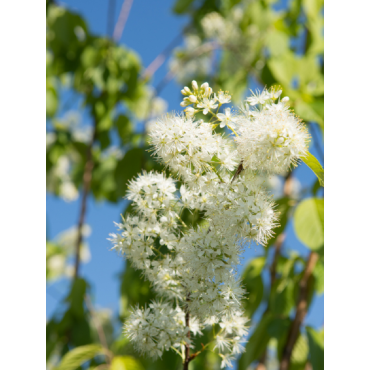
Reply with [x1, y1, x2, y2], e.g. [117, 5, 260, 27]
[173, 0, 195, 14]
[115, 148, 144, 198]
[56, 344, 106, 370]
[294, 197, 324, 250]
[313, 259, 324, 295]
[238, 314, 274, 369]
[111, 356, 144, 370]
[267, 317, 291, 340]
[115, 114, 132, 145]
[266, 197, 292, 249]
[295, 100, 324, 130]
[301, 152, 324, 186]
[242, 257, 265, 317]
[291, 334, 309, 370]
[270, 279, 295, 316]
[65, 278, 87, 318]
[306, 326, 324, 370]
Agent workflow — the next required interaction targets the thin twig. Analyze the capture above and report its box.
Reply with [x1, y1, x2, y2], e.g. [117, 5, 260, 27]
[113, 0, 134, 42]
[143, 31, 185, 79]
[73, 121, 97, 278]
[279, 252, 319, 370]
[154, 41, 219, 95]
[85, 295, 112, 364]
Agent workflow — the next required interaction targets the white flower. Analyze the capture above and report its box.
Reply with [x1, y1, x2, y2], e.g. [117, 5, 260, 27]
[220, 354, 234, 369]
[246, 90, 269, 106]
[197, 98, 218, 115]
[267, 89, 282, 100]
[184, 106, 196, 118]
[217, 108, 236, 128]
[216, 91, 231, 105]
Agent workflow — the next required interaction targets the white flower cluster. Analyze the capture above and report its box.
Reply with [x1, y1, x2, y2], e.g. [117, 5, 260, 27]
[236, 89, 310, 173]
[124, 302, 192, 359]
[109, 82, 309, 367]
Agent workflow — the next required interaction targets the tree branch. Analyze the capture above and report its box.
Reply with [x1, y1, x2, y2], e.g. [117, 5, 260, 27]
[279, 251, 319, 370]
[113, 0, 134, 42]
[73, 122, 97, 279]
[183, 294, 191, 370]
[143, 30, 185, 79]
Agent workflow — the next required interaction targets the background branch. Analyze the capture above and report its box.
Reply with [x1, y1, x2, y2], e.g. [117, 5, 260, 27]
[85, 295, 112, 364]
[73, 121, 97, 279]
[279, 251, 319, 370]
[113, 0, 134, 42]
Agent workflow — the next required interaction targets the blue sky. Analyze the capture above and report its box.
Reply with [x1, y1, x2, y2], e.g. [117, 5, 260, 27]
[47, 0, 323, 331]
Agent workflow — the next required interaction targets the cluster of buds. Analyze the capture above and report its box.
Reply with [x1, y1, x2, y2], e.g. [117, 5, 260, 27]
[180, 81, 214, 117]
[181, 81, 213, 104]
[180, 81, 233, 118]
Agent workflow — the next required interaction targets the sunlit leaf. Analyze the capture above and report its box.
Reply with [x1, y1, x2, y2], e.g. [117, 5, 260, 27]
[56, 344, 106, 370]
[294, 198, 324, 250]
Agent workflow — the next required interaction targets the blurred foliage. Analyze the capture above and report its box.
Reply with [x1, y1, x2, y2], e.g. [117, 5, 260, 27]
[46, 0, 323, 369]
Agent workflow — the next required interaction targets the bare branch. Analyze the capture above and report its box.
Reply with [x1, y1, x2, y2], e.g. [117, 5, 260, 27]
[279, 251, 319, 370]
[183, 294, 191, 370]
[113, 0, 134, 42]
[73, 121, 97, 279]
[143, 31, 184, 79]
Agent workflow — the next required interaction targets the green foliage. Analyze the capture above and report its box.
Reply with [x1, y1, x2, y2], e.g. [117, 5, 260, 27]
[110, 356, 145, 370]
[56, 344, 106, 370]
[294, 198, 324, 250]
[238, 314, 274, 368]
[115, 148, 145, 199]
[241, 257, 265, 317]
[301, 152, 324, 186]
[306, 326, 324, 370]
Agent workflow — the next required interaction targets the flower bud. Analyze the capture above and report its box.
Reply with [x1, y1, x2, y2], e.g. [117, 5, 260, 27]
[189, 95, 197, 103]
[192, 80, 198, 90]
[185, 107, 196, 117]
[184, 86, 191, 94]
[181, 89, 187, 95]
[201, 82, 209, 89]
[282, 97, 289, 102]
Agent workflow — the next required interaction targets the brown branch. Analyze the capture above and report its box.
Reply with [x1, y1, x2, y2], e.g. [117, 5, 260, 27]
[183, 294, 191, 370]
[73, 122, 97, 279]
[113, 0, 134, 42]
[256, 171, 293, 368]
[279, 251, 319, 370]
